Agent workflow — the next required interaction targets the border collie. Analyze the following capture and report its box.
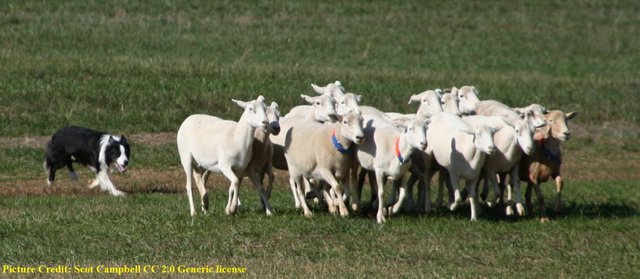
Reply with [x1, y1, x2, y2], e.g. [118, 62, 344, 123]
[44, 126, 130, 196]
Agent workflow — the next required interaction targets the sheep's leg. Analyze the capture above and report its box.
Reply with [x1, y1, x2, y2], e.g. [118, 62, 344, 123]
[554, 175, 564, 213]
[435, 170, 444, 207]
[525, 181, 533, 212]
[404, 171, 421, 213]
[351, 168, 367, 212]
[179, 154, 197, 217]
[509, 167, 526, 217]
[192, 169, 209, 214]
[322, 183, 337, 214]
[292, 175, 312, 217]
[466, 177, 480, 221]
[448, 170, 462, 211]
[419, 169, 435, 214]
[289, 175, 302, 209]
[322, 172, 348, 217]
[374, 171, 386, 223]
[533, 181, 548, 222]
[247, 169, 274, 216]
[484, 170, 501, 208]
[391, 175, 409, 215]
[265, 164, 274, 200]
[221, 167, 240, 215]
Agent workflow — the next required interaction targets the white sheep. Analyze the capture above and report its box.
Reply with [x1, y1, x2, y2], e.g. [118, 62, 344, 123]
[471, 100, 546, 216]
[311, 80, 346, 99]
[455, 86, 481, 115]
[284, 109, 365, 217]
[177, 96, 269, 216]
[463, 113, 536, 217]
[385, 89, 443, 121]
[441, 91, 462, 116]
[520, 110, 577, 222]
[426, 112, 498, 221]
[352, 115, 427, 223]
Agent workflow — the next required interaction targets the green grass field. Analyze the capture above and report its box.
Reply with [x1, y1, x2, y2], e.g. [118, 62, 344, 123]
[1, 1, 639, 278]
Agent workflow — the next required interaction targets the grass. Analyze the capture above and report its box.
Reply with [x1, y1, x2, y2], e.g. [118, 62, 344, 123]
[1, 0, 639, 277]
[1, 181, 639, 278]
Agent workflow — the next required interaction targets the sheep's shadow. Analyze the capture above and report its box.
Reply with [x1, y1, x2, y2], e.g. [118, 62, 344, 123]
[548, 201, 638, 219]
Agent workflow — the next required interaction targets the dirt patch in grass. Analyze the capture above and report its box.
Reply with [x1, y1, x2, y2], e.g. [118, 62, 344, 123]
[1, 122, 638, 197]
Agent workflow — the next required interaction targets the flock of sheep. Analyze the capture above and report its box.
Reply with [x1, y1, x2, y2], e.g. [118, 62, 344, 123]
[176, 81, 577, 223]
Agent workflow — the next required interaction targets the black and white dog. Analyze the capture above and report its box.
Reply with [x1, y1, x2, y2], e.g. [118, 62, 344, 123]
[44, 126, 130, 196]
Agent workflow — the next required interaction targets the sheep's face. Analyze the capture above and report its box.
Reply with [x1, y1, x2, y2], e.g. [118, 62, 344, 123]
[311, 81, 345, 99]
[264, 102, 281, 135]
[336, 93, 362, 115]
[441, 93, 462, 116]
[545, 110, 577, 141]
[474, 125, 497, 155]
[513, 119, 535, 155]
[457, 86, 480, 115]
[311, 94, 338, 123]
[232, 95, 269, 129]
[516, 105, 547, 128]
[338, 109, 365, 145]
[410, 90, 443, 120]
[404, 119, 428, 151]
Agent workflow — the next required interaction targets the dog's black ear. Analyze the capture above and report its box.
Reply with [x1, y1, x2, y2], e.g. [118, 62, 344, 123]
[108, 136, 115, 143]
[120, 135, 127, 144]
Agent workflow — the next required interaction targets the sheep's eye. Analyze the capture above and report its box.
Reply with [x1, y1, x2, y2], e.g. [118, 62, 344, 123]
[315, 102, 320, 106]
[248, 107, 254, 112]
[341, 101, 345, 105]
[342, 120, 347, 125]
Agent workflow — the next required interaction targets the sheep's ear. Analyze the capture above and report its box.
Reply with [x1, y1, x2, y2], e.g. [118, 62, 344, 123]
[434, 89, 443, 98]
[311, 83, 324, 94]
[408, 93, 423, 104]
[492, 126, 502, 134]
[301, 94, 314, 104]
[256, 95, 265, 103]
[328, 114, 341, 123]
[393, 117, 411, 129]
[232, 99, 248, 108]
[270, 102, 281, 115]
[500, 116, 515, 127]
[355, 94, 363, 104]
[334, 81, 342, 87]
[566, 111, 578, 120]
[513, 107, 525, 115]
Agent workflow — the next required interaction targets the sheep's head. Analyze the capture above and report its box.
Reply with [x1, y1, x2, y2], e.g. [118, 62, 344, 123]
[502, 117, 535, 156]
[265, 102, 281, 135]
[408, 89, 443, 120]
[311, 80, 345, 99]
[333, 108, 365, 145]
[395, 117, 428, 151]
[514, 104, 547, 128]
[544, 110, 578, 141]
[336, 93, 362, 115]
[456, 86, 480, 115]
[441, 92, 462, 116]
[473, 124, 497, 155]
[301, 94, 337, 123]
[232, 95, 269, 129]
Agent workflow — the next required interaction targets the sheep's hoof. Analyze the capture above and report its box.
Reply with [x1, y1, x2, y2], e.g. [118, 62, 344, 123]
[201, 208, 208, 215]
[351, 203, 360, 212]
[265, 210, 273, 217]
[516, 203, 526, 216]
[449, 202, 459, 211]
[112, 190, 126, 197]
[506, 206, 514, 216]
[303, 211, 313, 218]
[540, 217, 550, 223]
[377, 213, 386, 224]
